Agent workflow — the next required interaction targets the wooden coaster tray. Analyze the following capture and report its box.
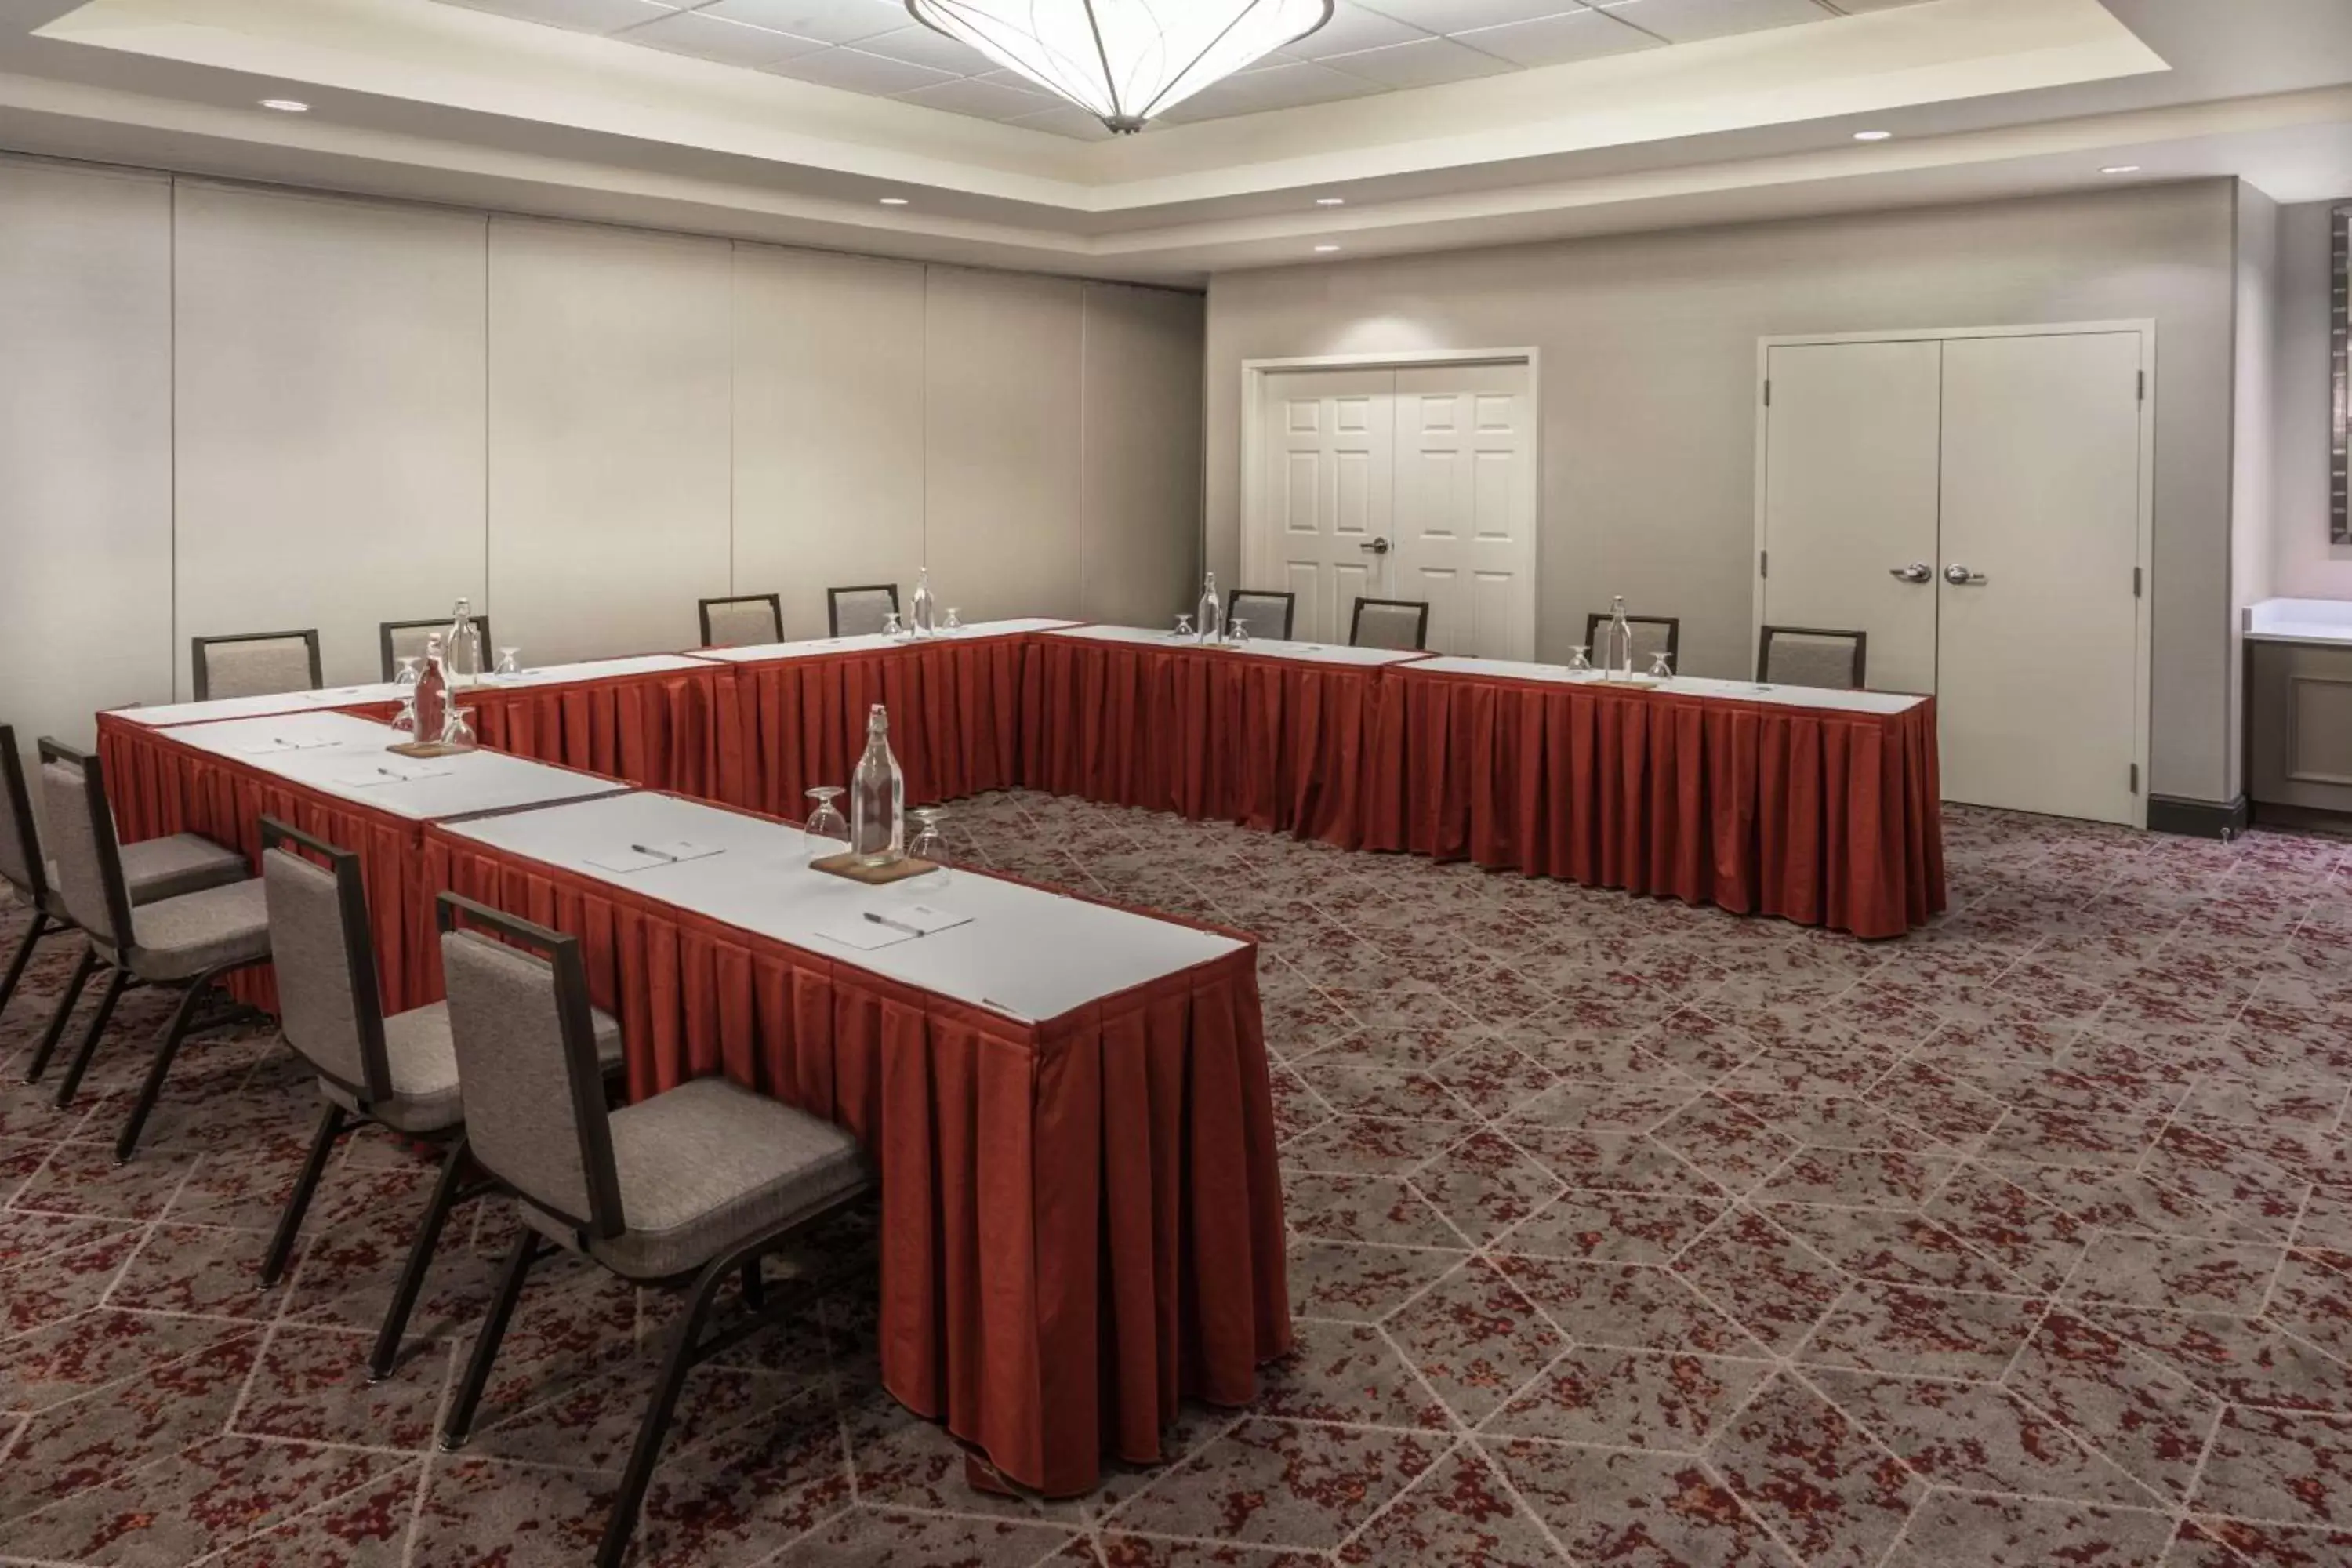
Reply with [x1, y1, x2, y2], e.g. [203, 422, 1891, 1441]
[387, 740, 474, 758]
[811, 851, 938, 885]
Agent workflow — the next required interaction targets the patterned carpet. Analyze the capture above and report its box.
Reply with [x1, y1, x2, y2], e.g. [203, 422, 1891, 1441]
[4, 792, 2352, 1566]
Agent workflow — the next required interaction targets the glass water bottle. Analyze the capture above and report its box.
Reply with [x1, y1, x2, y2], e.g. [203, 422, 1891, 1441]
[849, 703, 906, 868]
[909, 566, 937, 638]
[1196, 572, 1224, 645]
[445, 597, 482, 686]
[1603, 595, 1635, 681]
[412, 633, 450, 744]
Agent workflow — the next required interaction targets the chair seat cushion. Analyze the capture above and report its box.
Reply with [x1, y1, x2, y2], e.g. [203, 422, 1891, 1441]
[325, 997, 626, 1135]
[528, 1077, 869, 1281]
[41, 834, 248, 921]
[126, 877, 272, 982]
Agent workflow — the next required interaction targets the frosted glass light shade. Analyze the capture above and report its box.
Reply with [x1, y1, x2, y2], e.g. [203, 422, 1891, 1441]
[905, 1, 1334, 132]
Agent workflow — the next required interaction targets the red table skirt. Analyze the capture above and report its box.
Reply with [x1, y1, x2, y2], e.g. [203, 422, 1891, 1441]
[454, 666, 724, 801]
[1366, 670, 1946, 938]
[1020, 638, 1382, 848]
[713, 635, 1029, 818]
[424, 828, 1290, 1496]
[96, 713, 436, 1012]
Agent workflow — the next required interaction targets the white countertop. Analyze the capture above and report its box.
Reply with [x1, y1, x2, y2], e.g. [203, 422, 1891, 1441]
[2245, 598, 2352, 648]
[157, 711, 630, 822]
[463, 653, 710, 688]
[1404, 656, 1928, 716]
[687, 619, 1077, 664]
[1044, 623, 1428, 668]
[439, 791, 1244, 1023]
[113, 683, 409, 728]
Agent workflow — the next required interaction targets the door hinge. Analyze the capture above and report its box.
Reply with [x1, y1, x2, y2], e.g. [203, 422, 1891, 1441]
[1762, 379, 1772, 407]
[2132, 566, 2143, 597]
[2137, 370, 2147, 402]
[2129, 763, 2140, 794]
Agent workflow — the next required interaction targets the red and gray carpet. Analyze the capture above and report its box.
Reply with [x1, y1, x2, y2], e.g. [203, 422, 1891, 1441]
[3, 792, 2350, 1566]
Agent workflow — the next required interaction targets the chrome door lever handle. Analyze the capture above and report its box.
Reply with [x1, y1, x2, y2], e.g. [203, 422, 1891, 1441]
[1944, 564, 1987, 586]
[1888, 563, 1933, 584]
[1358, 538, 1391, 555]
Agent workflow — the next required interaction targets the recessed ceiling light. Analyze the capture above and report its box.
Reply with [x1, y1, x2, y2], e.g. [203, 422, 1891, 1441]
[1852, 129, 1892, 142]
[2101, 165, 2142, 175]
[259, 98, 310, 113]
[878, 197, 910, 205]
[1315, 197, 1345, 206]
[1313, 244, 1341, 253]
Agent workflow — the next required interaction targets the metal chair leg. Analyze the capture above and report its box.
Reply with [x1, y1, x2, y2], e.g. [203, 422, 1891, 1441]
[368, 1134, 472, 1382]
[740, 1258, 765, 1311]
[597, 1253, 736, 1568]
[51, 965, 128, 1109]
[0, 911, 50, 1023]
[441, 1225, 542, 1451]
[113, 963, 236, 1163]
[260, 1100, 347, 1287]
[22, 943, 96, 1084]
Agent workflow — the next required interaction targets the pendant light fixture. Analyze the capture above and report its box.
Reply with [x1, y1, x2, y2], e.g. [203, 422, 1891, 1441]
[905, 1, 1334, 134]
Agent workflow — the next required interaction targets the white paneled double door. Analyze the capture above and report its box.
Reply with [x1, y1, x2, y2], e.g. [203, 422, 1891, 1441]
[1760, 328, 2151, 826]
[1250, 361, 1536, 657]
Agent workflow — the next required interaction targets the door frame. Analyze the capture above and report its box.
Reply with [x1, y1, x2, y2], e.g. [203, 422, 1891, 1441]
[1240, 348, 1541, 639]
[1752, 320, 2157, 829]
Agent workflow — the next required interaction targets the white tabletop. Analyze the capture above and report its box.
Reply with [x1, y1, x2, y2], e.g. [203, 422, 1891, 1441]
[157, 711, 630, 822]
[1405, 656, 1927, 716]
[2245, 597, 2352, 648]
[114, 684, 409, 728]
[687, 619, 1079, 665]
[438, 791, 1244, 1023]
[1044, 624, 1428, 668]
[465, 653, 711, 688]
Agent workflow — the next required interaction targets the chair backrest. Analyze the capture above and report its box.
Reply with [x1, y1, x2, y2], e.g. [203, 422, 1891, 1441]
[380, 616, 491, 682]
[261, 818, 392, 1104]
[437, 894, 624, 1241]
[1228, 590, 1295, 641]
[34, 739, 132, 951]
[192, 629, 322, 701]
[1583, 612, 1680, 668]
[1759, 626, 1867, 690]
[827, 584, 900, 638]
[0, 725, 49, 908]
[1349, 597, 1430, 652]
[699, 593, 783, 648]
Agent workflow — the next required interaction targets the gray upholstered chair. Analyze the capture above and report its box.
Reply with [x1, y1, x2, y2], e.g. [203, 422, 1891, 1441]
[1228, 590, 1295, 641]
[2, 725, 245, 1044]
[191, 630, 322, 701]
[256, 818, 624, 1378]
[826, 583, 900, 638]
[34, 740, 272, 1160]
[1583, 611, 1680, 673]
[434, 893, 871, 1568]
[1349, 597, 1431, 652]
[380, 615, 492, 682]
[698, 593, 783, 648]
[1759, 625, 1868, 691]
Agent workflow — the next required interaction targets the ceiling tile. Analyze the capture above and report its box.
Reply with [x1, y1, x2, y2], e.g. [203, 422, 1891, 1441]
[1154, 60, 1388, 124]
[764, 45, 959, 94]
[851, 24, 994, 73]
[895, 75, 1053, 121]
[1592, 0, 1834, 45]
[1282, 2, 1435, 60]
[1454, 9, 1662, 65]
[435, 0, 681, 33]
[1320, 37, 1519, 89]
[1359, 0, 1593, 31]
[618, 9, 826, 65]
[695, 0, 906, 45]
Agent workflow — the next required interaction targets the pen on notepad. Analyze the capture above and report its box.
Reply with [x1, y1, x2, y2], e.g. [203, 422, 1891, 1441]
[863, 912, 924, 938]
[629, 843, 677, 862]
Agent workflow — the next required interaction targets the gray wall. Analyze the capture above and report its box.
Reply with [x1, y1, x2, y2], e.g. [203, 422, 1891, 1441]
[0, 154, 1207, 756]
[2271, 199, 2351, 602]
[1205, 182, 2241, 804]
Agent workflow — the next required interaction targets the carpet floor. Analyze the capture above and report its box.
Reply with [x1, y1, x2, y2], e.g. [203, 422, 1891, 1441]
[3, 792, 2350, 1566]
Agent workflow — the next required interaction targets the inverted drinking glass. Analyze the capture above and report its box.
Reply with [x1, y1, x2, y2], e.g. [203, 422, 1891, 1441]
[804, 786, 849, 863]
[908, 807, 950, 884]
[495, 646, 522, 677]
[441, 706, 477, 751]
[881, 612, 905, 640]
[1174, 614, 1194, 639]
[1648, 652, 1675, 680]
[944, 608, 963, 633]
[1229, 618, 1250, 645]
[392, 655, 421, 732]
[1567, 646, 1592, 675]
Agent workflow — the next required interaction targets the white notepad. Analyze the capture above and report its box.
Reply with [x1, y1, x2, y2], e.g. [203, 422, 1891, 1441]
[583, 840, 724, 875]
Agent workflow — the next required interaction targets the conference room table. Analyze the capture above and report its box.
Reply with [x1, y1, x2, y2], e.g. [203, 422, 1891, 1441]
[1367, 655, 1947, 938]
[95, 709, 630, 1011]
[427, 789, 1286, 1497]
